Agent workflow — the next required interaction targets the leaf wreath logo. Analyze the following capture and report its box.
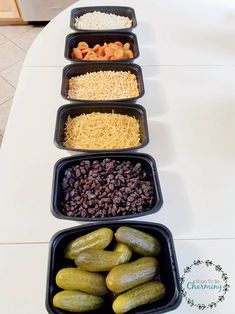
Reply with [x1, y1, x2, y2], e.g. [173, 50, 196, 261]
[180, 259, 230, 310]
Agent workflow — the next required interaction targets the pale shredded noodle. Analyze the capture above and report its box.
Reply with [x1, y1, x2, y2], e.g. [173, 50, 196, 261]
[63, 112, 141, 150]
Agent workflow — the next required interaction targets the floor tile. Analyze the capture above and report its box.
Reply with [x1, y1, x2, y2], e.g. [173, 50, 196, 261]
[0, 60, 23, 88]
[0, 99, 12, 135]
[0, 33, 7, 45]
[11, 27, 44, 51]
[0, 41, 25, 72]
[0, 25, 32, 39]
[0, 77, 14, 104]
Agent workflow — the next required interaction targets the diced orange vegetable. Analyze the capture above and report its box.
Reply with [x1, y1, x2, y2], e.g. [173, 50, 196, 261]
[124, 43, 131, 50]
[72, 48, 83, 60]
[103, 54, 110, 60]
[88, 55, 99, 60]
[98, 46, 105, 56]
[114, 41, 123, 48]
[78, 41, 89, 50]
[114, 48, 124, 59]
[71, 40, 134, 61]
[104, 46, 114, 57]
[125, 49, 134, 58]
[109, 43, 118, 50]
[84, 51, 96, 60]
[92, 44, 101, 52]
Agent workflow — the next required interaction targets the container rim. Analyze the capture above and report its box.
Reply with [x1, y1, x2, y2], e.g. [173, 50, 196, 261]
[46, 221, 182, 314]
[51, 152, 163, 221]
[64, 31, 139, 63]
[53, 102, 149, 153]
[70, 6, 137, 32]
[61, 62, 145, 102]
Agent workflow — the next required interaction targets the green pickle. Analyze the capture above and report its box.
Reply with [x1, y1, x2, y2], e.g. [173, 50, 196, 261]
[115, 226, 161, 256]
[55, 267, 108, 296]
[75, 247, 130, 272]
[54, 227, 167, 313]
[112, 281, 166, 313]
[113, 242, 132, 263]
[53, 290, 104, 312]
[64, 228, 113, 259]
[106, 257, 159, 293]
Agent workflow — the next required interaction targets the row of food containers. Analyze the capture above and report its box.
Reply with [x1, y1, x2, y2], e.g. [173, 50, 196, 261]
[46, 6, 182, 314]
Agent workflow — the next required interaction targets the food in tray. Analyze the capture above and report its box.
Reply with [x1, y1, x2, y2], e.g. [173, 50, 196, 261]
[71, 41, 134, 61]
[63, 112, 141, 150]
[106, 256, 159, 293]
[74, 11, 132, 30]
[53, 290, 105, 312]
[115, 226, 161, 256]
[55, 267, 108, 295]
[112, 281, 166, 313]
[74, 245, 132, 272]
[67, 70, 139, 100]
[52, 227, 165, 313]
[64, 227, 113, 259]
[73, 242, 131, 272]
[61, 159, 154, 218]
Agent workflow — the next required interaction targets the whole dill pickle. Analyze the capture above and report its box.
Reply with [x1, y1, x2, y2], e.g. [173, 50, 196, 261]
[55, 267, 108, 296]
[64, 228, 113, 259]
[112, 281, 166, 313]
[115, 226, 161, 256]
[106, 257, 159, 293]
[53, 290, 104, 312]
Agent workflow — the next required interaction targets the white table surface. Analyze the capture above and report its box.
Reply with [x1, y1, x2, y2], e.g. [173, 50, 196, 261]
[0, 65, 234, 242]
[24, 0, 235, 67]
[0, 0, 234, 313]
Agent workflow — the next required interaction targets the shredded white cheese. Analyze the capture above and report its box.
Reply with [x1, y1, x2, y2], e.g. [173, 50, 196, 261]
[74, 11, 132, 30]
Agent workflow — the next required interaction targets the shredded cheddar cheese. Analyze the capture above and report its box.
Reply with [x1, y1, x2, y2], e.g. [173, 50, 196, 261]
[63, 112, 141, 150]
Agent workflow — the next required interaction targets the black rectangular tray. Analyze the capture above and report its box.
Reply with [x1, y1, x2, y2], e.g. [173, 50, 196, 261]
[51, 153, 163, 221]
[70, 6, 137, 32]
[46, 221, 182, 314]
[61, 63, 145, 103]
[54, 103, 149, 152]
[65, 31, 139, 63]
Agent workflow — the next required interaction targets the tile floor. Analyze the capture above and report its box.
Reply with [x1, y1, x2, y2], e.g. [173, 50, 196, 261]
[0, 25, 44, 146]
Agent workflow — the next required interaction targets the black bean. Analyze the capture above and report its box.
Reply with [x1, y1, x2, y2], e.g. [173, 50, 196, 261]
[81, 209, 87, 217]
[67, 211, 74, 216]
[116, 191, 122, 198]
[65, 169, 72, 177]
[88, 208, 95, 215]
[65, 192, 70, 201]
[69, 190, 75, 197]
[61, 159, 155, 218]
[83, 203, 88, 209]
[128, 196, 134, 202]
[80, 168, 86, 175]
[88, 193, 96, 199]
[68, 178, 75, 187]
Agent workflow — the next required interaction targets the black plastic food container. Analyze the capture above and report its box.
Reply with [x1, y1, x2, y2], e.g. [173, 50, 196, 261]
[46, 221, 182, 314]
[65, 31, 139, 63]
[54, 103, 149, 152]
[51, 153, 163, 221]
[61, 63, 144, 102]
[70, 6, 137, 32]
